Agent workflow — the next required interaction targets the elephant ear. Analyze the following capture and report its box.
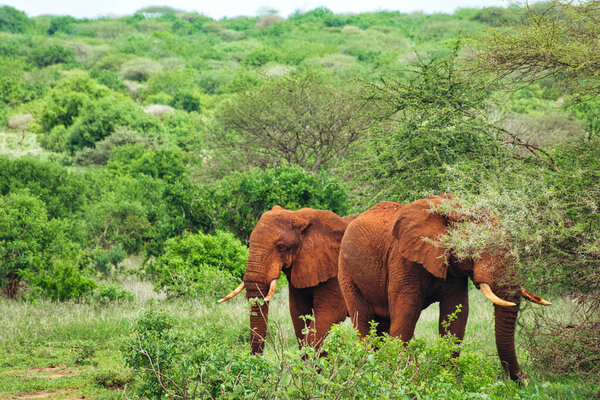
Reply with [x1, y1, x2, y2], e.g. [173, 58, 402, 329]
[291, 211, 346, 289]
[392, 197, 449, 279]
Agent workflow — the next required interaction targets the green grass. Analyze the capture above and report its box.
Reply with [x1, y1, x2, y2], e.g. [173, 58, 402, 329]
[0, 281, 597, 399]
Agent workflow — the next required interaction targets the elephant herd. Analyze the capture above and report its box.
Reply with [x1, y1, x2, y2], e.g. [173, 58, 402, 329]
[219, 194, 551, 382]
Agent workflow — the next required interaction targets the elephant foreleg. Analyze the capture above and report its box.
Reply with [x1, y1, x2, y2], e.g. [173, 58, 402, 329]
[438, 278, 469, 356]
[288, 285, 313, 350]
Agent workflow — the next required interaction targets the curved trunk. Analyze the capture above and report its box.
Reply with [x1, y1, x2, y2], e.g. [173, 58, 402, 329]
[493, 287, 525, 382]
[247, 283, 270, 355]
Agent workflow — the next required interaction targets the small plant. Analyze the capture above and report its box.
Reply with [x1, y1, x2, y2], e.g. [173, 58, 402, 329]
[90, 282, 135, 304]
[73, 341, 97, 365]
[93, 369, 134, 389]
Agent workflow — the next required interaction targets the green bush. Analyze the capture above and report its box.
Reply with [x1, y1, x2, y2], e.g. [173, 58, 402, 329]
[0, 6, 32, 33]
[0, 156, 87, 219]
[212, 166, 349, 241]
[169, 90, 201, 112]
[28, 44, 76, 67]
[30, 260, 97, 301]
[125, 308, 522, 399]
[107, 145, 187, 182]
[0, 58, 37, 106]
[47, 16, 77, 35]
[147, 231, 247, 298]
[40, 73, 111, 132]
[0, 191, 90, 300]
[89, 282, 134, 304]
[241, 46, 278, 67]
[67, 95, 160, 150]
[91, 246, 126, 277]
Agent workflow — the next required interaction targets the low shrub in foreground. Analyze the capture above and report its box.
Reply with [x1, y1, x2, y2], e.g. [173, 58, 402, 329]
[125, 308, 523, 400]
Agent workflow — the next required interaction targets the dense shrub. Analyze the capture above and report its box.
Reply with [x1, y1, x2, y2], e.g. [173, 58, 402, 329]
[241, 46, 278, 67]
[146, 230, 247, 298]
[107, 145, 187, 182]
[91, 246, 126, 277]
[47, 16, 77, 35]
[30, 260, 97, 301]
[28, 44, 76, 67]
[89, 282, 134, 304]
[0, 6, 32, 33]
[212, 166, 350, 241]
[0, 58, 37, 106]
[40, 74, 111, 132]
[0, 191, 90, 300]
[0, 157, 87, 219]
[169, 90, 201, 112]
[125, 308, 524, 399]
[67, 95, 160, 150]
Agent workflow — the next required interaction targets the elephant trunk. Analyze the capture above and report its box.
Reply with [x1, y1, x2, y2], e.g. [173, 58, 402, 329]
[493, 286, 525, 382]
[246, 283, 270, 355]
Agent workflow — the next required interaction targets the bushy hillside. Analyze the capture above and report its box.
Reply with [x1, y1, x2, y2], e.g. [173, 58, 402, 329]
[0, 2, 598, 398]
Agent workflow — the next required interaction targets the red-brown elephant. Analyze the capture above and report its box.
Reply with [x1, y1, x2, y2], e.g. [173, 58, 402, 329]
[338, 194, 550, 382]
[219, 206, 353, 355]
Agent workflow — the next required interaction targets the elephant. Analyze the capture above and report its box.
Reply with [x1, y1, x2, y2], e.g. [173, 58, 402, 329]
[337, 194, 550, 382]
[219, 205, 354, 355]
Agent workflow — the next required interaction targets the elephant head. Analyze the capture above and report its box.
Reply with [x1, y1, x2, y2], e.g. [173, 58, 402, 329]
[392, 194, 550, 381]
[219, 206, 347, 354]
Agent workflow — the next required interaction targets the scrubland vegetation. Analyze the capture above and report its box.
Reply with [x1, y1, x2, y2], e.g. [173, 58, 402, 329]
[0, 1, 598, 398]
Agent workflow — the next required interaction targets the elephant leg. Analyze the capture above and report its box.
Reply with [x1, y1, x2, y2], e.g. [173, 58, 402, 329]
[341, 279, 377, 338]
[438, 277, 469, 342]
[388, 294, 423, 342]
[307, 278, 348, 350]
[288, 285, 313, 349]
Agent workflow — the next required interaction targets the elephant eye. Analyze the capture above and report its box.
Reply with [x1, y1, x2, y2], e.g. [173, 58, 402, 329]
[276, 242, 287, 251]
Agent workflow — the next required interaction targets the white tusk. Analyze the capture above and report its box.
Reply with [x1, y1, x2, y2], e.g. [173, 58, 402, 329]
[264, 279, 278, 302]
[218, 282, 245, 303]
[521, 287, 552, 306]
[480, 283, 517, 307]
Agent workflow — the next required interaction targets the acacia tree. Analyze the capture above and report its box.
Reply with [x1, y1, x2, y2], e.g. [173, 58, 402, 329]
[473, 0, 600, 380]
[217, 70, 371, 172]
[474, 0, 600, 97]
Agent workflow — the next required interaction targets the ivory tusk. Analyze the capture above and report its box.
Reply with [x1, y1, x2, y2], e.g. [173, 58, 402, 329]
[264, 279, 278, 302]
[480, 283, 517, 307]
[521, 287, 552, 306]
[218, 282, 245, 303]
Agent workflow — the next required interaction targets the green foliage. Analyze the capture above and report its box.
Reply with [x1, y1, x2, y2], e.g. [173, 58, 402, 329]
[218, 70, 371, 172]
[350, 50, 501, 203]
[474, 1, 600, 96]
[0, 190, 90, 300]
[30, 260, 97, 301]
[212, 166, 349, 241]
[0, 6, 32, 33]
[90, 69, 128, 92]
[91, 246, 126, 277]
[169, 90, 201, 112]
[40, 73, 111, 132]
[125, 308, 525, 399]
[0, 58, 37, 106]
[146, 230, 247, 298]
[28, 44, 76, 67]
[0, 156, 87, 219]
[47, 16, 77, 35]
[107, 145, 187, 182]
[89, 282, 135, 304]
[241, 46, 278, 67]
[67, 95, 160, 150]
